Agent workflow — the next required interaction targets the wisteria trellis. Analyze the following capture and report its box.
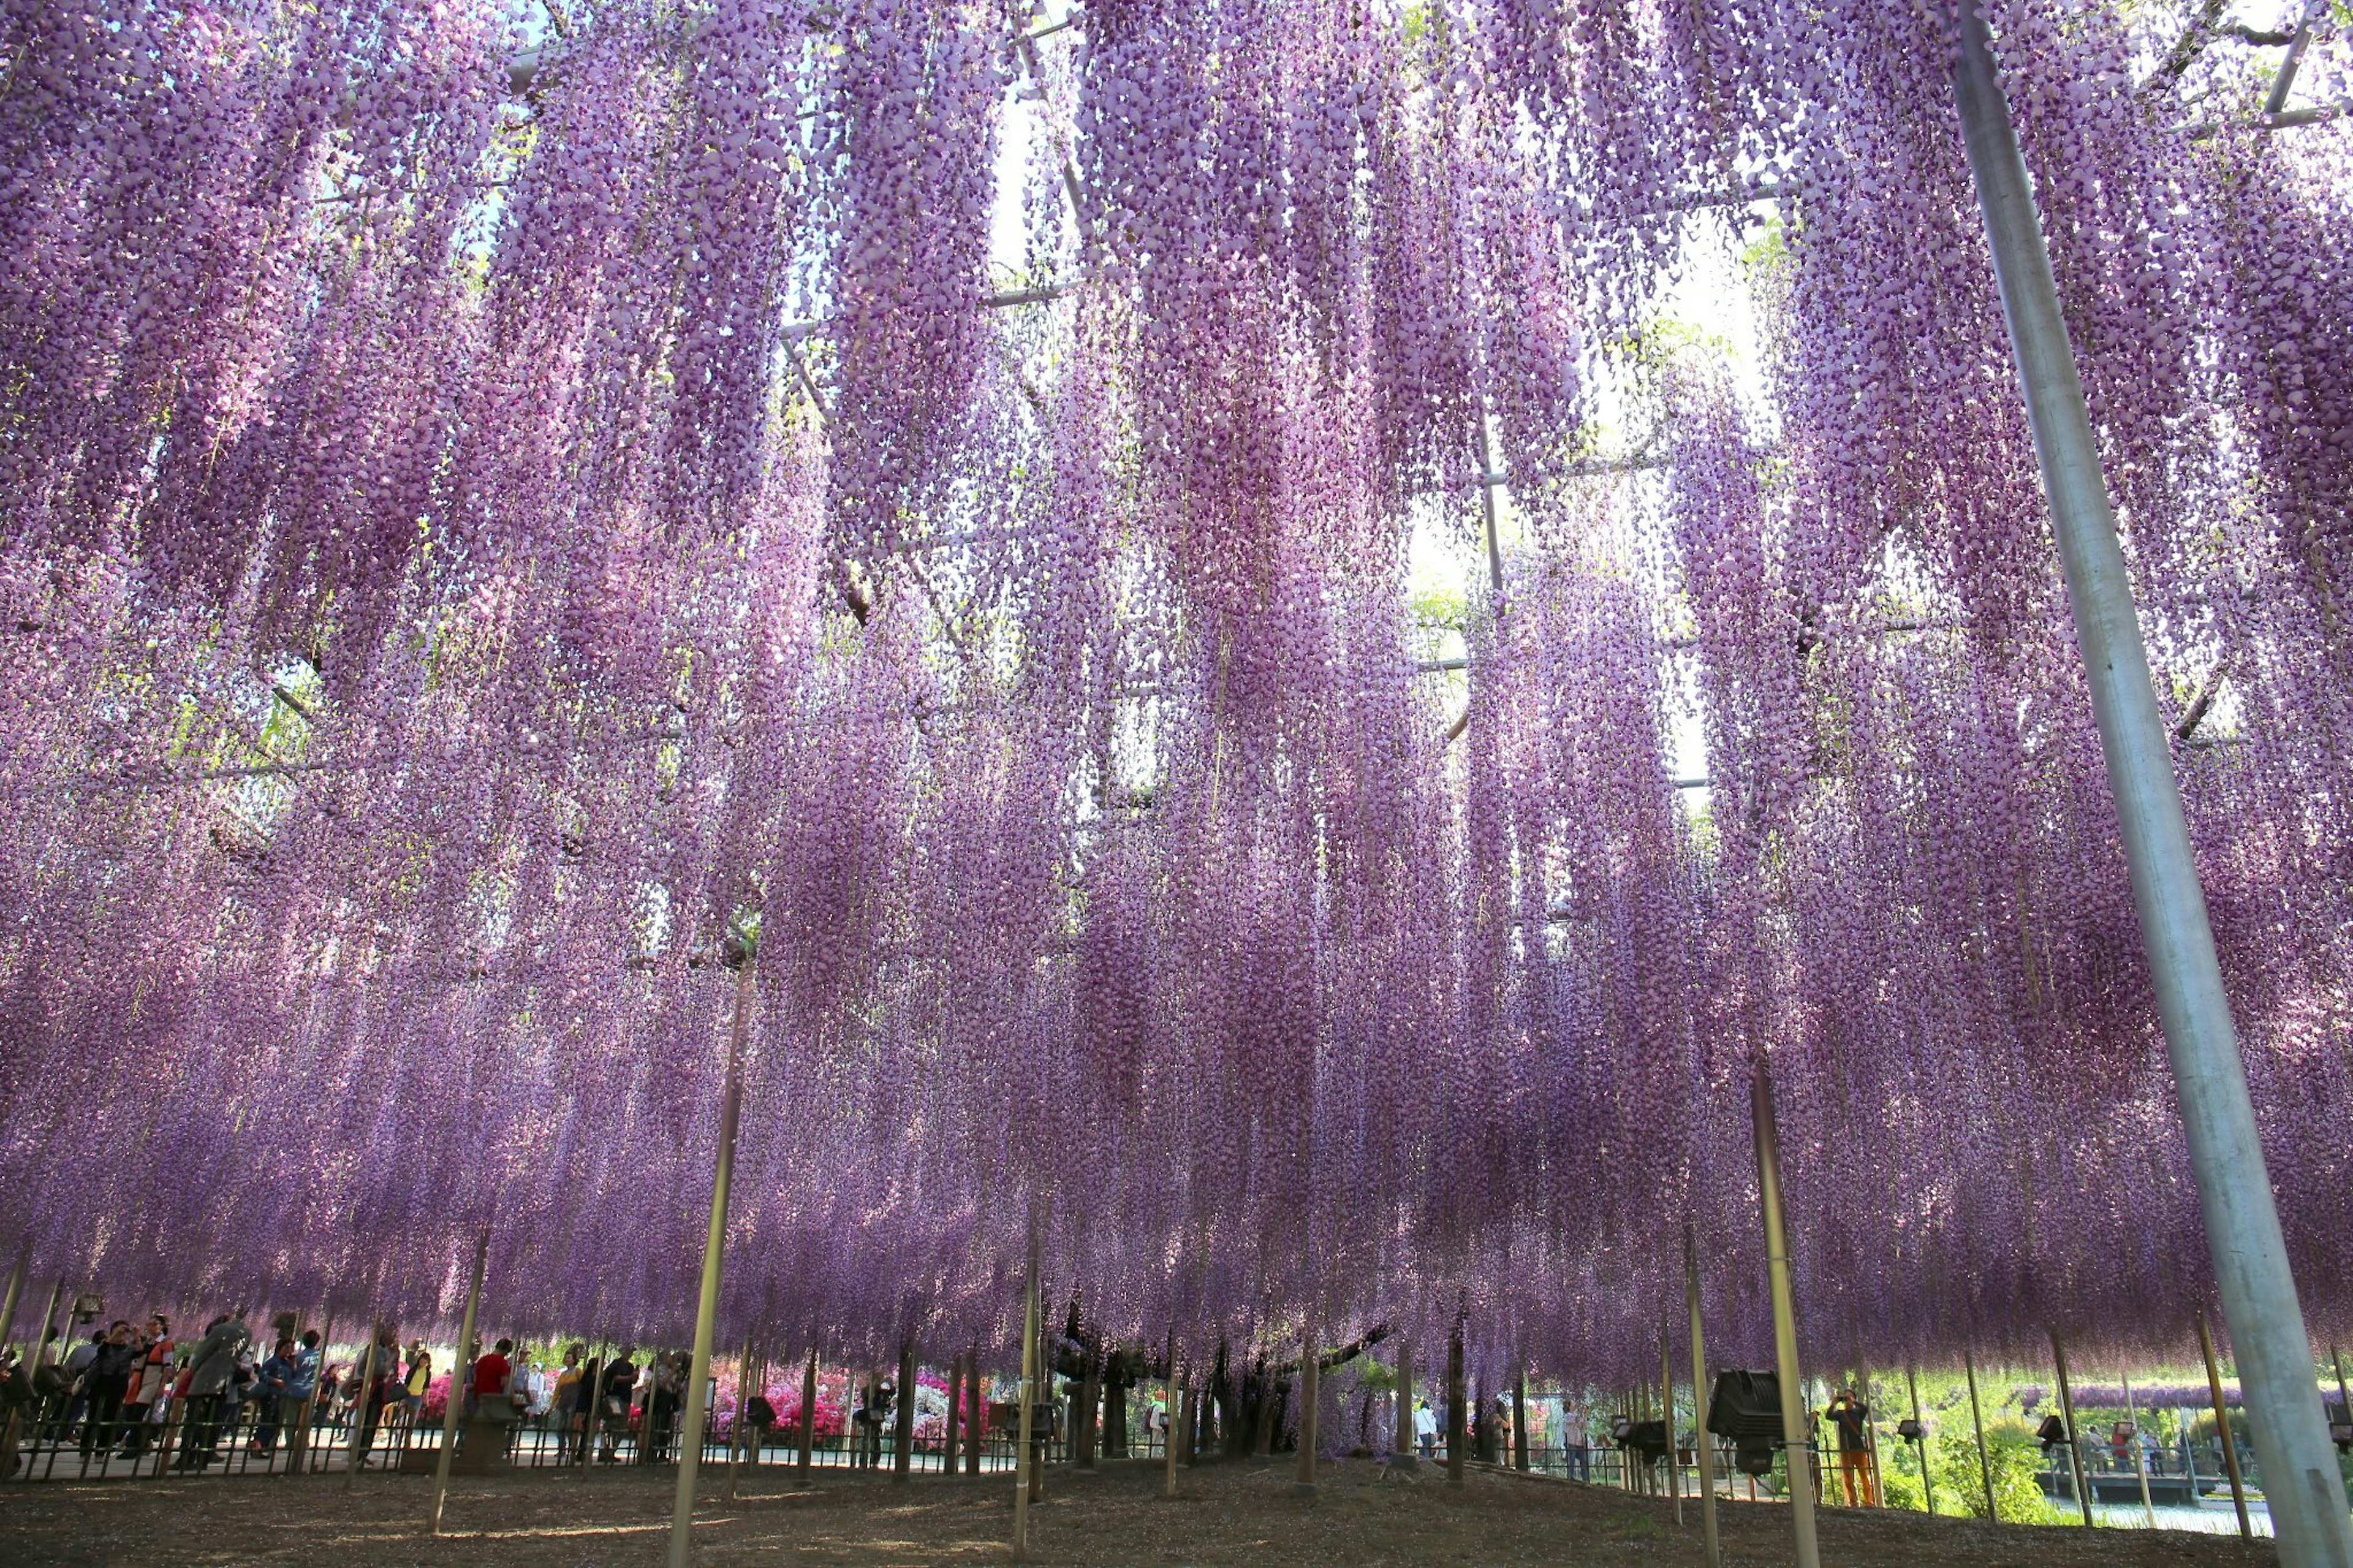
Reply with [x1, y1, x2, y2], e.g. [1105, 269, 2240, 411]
[1, 0, 2349, 1398]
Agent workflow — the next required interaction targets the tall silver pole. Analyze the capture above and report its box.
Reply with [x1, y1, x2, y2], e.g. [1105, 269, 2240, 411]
[1948, 14, 2351, 1566]
[668, 953, 756, 1568]
[429, 1233, 488, 1534]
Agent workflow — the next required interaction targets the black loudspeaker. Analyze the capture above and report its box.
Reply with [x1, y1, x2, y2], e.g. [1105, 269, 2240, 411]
[1707, 1370, 1786, 1478]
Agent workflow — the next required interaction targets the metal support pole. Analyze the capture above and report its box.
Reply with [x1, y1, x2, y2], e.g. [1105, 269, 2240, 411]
[1949, 14, 2352, 1566]
[430, 1233, 488, 1534]
[1663, 1328, 1682, 1525]
[1015, 1257, 1039, 1561]
[797, 1352, 817, 1476]
[1964, 1352, 1997, 1523]
[1751, 1067, 1822, 1568]
[667, 955, 754, 1568]
[2198, 1309, 2253, 1539]
[1688, 1227, 1722, 1568]
[2050, 1331, 2095, 1526]
[1908, 1367, 1937, 1518]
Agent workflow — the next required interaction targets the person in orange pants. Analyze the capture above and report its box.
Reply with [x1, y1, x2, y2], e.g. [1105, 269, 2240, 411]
[1827, 1389, 1877, 1506]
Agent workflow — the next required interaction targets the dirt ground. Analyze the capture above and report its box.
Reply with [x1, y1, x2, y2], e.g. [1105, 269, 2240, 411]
[0, 1456, 2281, 1567]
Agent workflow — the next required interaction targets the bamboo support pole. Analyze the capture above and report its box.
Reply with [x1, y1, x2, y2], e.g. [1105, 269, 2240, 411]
[1752, 1066, 1822, 1568]
[1964, 1352, 1996, 1523]
[1688, 1227, 1721, 1567]
[429, 1233, 488, 1534]
[2198, 1309, 2253, 1539]
[2050, 1330, 2095, 1526]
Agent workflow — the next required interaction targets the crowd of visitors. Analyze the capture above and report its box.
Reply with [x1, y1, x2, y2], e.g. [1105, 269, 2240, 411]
[0, 1309, 727, 1479]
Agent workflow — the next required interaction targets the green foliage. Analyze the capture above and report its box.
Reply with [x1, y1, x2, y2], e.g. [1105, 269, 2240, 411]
[1928, 1419, 2077, 1525]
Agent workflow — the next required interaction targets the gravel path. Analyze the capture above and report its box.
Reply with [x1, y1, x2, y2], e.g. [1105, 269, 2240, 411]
[0, 1456, 2282, 1566]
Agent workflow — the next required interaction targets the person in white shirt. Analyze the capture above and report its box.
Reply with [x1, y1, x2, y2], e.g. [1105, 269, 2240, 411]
[1413, 1398, 1437, 1460]
[1561, 1402, 1591, 1482]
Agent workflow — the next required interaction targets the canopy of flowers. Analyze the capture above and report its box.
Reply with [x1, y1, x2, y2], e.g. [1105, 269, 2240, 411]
[1, 0, 2349, 1394]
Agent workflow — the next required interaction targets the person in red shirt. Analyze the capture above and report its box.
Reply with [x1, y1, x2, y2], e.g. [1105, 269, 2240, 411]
[473, 1338, 515, 1415]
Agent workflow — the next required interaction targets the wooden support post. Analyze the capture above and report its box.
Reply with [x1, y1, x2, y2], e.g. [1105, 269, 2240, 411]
[344, 1322, 381, 1490]
[797, 1352, 817, 1476]
[1163, 1374, 1179, 1497]
[893, 1339, 915, 1480]
[1295, 1312, 1319, 1497]
[0, 1240, 25, 1360]
[430, 1233, 489, 1535]
[1015, 1259, 1039, 1561]
[967, 1351, 983, 1475]
[2049, 1330, 2094, 1527]
[727, 1336, 756, 1501]
[1964, 1352, 1997, 1523]
[1514, 1369, 1530, 1472]
[1908, 1367, 1937, 1518]
[1664, 1328, 1682, 1525]
[2197, 1309, 2253, 1539]
[944, 1350, 961, 1475]
[1446, 1321, 1466, 1487]
[1688, 1227, 1722, 1568]
[1029, 1302, 1048, 1501]
[1395, 1341, 1417, 1468]
[1752, 1066, 1822, 1568]
[2123, 1370, 2157, 1529]
[670, 953, 756, 1567]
